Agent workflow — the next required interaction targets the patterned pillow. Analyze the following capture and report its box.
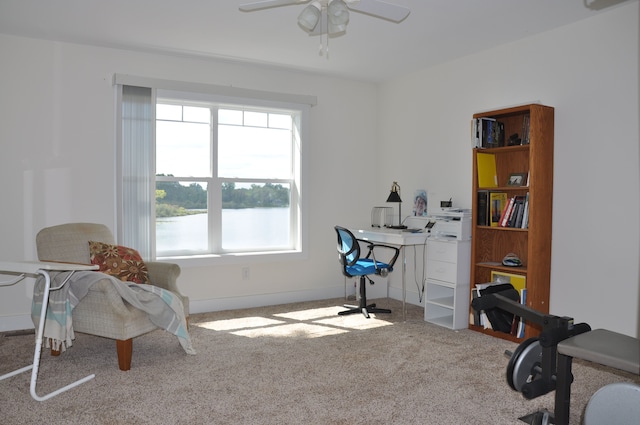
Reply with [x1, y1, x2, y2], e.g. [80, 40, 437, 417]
[88, 241, 150, 284]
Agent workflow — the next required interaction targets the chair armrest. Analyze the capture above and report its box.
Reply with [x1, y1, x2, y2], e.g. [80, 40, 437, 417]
[360, 242, 400, 269]
[145, 261, 189, 317]
[145, 261, 181, 292]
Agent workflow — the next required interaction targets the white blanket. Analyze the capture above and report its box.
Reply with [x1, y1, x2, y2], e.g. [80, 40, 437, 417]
[31, 271, 195, 355]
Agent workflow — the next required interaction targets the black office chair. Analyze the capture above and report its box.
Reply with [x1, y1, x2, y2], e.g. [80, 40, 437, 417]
[335, 226, 400, 318]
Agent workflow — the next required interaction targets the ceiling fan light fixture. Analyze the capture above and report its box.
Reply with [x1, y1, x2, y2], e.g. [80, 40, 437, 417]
[328, 0, 349, 34]
[297, 1, 322, 32]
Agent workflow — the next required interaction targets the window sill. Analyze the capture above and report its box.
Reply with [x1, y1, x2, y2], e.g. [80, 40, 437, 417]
[157, 250, 305, 268]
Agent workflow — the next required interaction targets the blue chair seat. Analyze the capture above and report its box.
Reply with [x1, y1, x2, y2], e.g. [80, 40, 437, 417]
[346, 259, 393, 277]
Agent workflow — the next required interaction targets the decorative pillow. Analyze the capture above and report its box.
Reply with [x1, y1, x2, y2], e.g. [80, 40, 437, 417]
[88, 241, 150, 284]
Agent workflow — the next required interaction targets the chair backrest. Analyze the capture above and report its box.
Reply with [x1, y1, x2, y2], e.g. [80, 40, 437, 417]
[335, 226, 360, 272]
[36, 223, 115, 264]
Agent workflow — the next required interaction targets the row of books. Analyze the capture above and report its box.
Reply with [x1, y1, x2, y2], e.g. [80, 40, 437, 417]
[471, 118, 505, 148]
[472, 114, 531, 148]
[477, 191, 529, 228]
[470, 274, 527, 338]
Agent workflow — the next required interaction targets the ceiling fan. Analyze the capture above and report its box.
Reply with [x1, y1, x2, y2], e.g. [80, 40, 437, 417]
[239, 0, 411, 36]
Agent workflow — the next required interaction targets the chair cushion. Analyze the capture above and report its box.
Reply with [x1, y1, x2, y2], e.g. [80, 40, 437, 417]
[88, 241, 150, 284]
[346, 258, 393, 277]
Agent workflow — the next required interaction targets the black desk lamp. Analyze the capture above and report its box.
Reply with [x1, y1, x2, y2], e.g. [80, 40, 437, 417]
[386, 181, 407, 229]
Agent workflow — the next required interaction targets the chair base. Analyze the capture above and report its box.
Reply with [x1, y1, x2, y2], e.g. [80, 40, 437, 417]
[339, 303, 391, 319]
[339, 275, 391, 319]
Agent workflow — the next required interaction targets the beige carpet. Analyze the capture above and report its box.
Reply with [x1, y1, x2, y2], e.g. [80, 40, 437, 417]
[1, 298, 638, 424]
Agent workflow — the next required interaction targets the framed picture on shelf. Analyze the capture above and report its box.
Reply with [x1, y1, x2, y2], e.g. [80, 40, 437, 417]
[507, 172, 527, 186]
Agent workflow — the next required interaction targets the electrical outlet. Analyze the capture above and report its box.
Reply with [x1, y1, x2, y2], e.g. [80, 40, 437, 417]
[241, 267, 250, 281]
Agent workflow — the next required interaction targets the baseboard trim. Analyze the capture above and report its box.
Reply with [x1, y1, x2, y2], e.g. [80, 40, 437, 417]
[0, 315, 35, 333]
[189, 286, 344, 314]
[190, 286, 423, 315]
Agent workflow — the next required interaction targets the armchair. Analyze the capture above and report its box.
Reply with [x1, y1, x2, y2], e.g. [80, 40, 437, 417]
[335, 226, 399, 318]
[35, 223, 189, 371]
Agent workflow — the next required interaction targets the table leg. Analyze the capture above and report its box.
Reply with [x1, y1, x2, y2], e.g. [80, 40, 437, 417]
[26, 270, 95, 401]
[0, 274, 35, 382]
[401, 245, 406, 321]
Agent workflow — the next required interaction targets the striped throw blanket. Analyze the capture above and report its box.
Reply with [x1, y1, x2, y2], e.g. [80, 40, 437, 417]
[31, 270, 195, 355]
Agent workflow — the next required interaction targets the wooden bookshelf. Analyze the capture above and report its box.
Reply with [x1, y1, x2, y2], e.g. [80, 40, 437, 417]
[469, 104, 554, 341]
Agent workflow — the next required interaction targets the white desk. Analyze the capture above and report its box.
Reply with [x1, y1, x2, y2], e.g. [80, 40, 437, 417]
[0, 261, 98, 401]
[350, 228, 429, 320]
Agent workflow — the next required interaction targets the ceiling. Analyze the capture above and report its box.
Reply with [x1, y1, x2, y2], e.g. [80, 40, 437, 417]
[0, 0, 633, 82]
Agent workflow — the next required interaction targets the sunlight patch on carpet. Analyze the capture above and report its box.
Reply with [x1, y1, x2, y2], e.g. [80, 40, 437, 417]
[274, 306, 346, 321]
[193, 316, 285, 331]
[192, 305, 394, 339]
[231, 323, 349, 338]
[315, 314, 393, 330]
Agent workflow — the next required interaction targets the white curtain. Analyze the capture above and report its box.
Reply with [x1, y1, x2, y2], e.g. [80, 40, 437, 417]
[117, 85, 154, 259]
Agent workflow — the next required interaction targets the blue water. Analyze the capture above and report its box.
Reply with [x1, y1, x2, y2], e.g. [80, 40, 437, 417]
[156, 207, 290, 254]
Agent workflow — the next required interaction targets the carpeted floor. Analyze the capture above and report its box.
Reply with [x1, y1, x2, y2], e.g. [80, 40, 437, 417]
[1, 298, 638, 424]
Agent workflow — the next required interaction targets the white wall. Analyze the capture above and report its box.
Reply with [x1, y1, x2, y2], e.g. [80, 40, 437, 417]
[1, 2, 638, 338]
[0, 35, 381, 330]
[378, 2, 640, 337]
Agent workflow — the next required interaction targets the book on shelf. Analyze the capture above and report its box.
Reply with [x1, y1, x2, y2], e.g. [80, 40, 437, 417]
[484, 120, 505, 148]
[477, 190, 489, 226]
[472, 118, 505, 148]
[521, 114, 531, 145]
[511, 195, 526, 228]
[472, 118, 492, 148]
[489, 192, 507, 227]
[517, 288, 527, 338]
[471, 119, 480, 148]
[521, 192, 530, 229]
[476, 152, 498, 187]
[499, 197, 515, 227]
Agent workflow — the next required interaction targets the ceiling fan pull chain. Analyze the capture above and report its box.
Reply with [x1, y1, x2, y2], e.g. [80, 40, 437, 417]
[324, 7, 329, 59]
[325, 28, 329, 59]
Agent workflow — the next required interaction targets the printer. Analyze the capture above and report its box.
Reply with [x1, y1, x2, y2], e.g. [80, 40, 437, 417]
[426, 208, 472, 240]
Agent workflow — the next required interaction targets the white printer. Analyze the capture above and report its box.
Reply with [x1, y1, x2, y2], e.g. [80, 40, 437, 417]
[426, 208, 472, 240]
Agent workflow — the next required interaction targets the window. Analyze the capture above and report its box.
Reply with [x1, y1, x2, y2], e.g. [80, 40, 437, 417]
[155, 102, 299, 257]
[115, 76, 313, 262]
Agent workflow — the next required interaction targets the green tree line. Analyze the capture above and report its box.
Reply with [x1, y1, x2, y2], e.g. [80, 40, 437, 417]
[156, 177, 289, 217]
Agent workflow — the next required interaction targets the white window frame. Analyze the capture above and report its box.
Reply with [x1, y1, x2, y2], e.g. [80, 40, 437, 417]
[114, 75, 315, 266]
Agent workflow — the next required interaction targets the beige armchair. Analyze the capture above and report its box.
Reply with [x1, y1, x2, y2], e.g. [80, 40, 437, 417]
[36, 223, 189, 371]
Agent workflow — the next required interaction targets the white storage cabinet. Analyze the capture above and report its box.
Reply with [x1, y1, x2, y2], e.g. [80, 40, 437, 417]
[424, 238, 471, 330]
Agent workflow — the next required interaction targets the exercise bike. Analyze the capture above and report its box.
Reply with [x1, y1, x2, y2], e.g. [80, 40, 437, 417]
[471, 286, 591, 425]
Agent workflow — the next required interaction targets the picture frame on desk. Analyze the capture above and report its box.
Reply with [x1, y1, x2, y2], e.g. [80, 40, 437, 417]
[507, 172, 527, 187]
[413, 189, 428, 217]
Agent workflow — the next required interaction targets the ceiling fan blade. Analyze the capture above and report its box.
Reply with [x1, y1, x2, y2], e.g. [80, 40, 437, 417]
[239, 0, 309, 12]
[347, 0, 410, 23]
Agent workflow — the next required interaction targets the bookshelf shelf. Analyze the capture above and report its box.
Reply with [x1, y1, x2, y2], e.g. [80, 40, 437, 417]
[477, 263, 529, 274]
[470, 104, 554, 341]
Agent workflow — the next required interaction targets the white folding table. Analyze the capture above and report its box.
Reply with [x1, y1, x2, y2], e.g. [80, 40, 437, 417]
[0, 261, 98, 401]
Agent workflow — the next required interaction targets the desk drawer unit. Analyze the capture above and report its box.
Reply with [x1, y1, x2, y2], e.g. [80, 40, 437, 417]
[424, 239, 471, 330]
